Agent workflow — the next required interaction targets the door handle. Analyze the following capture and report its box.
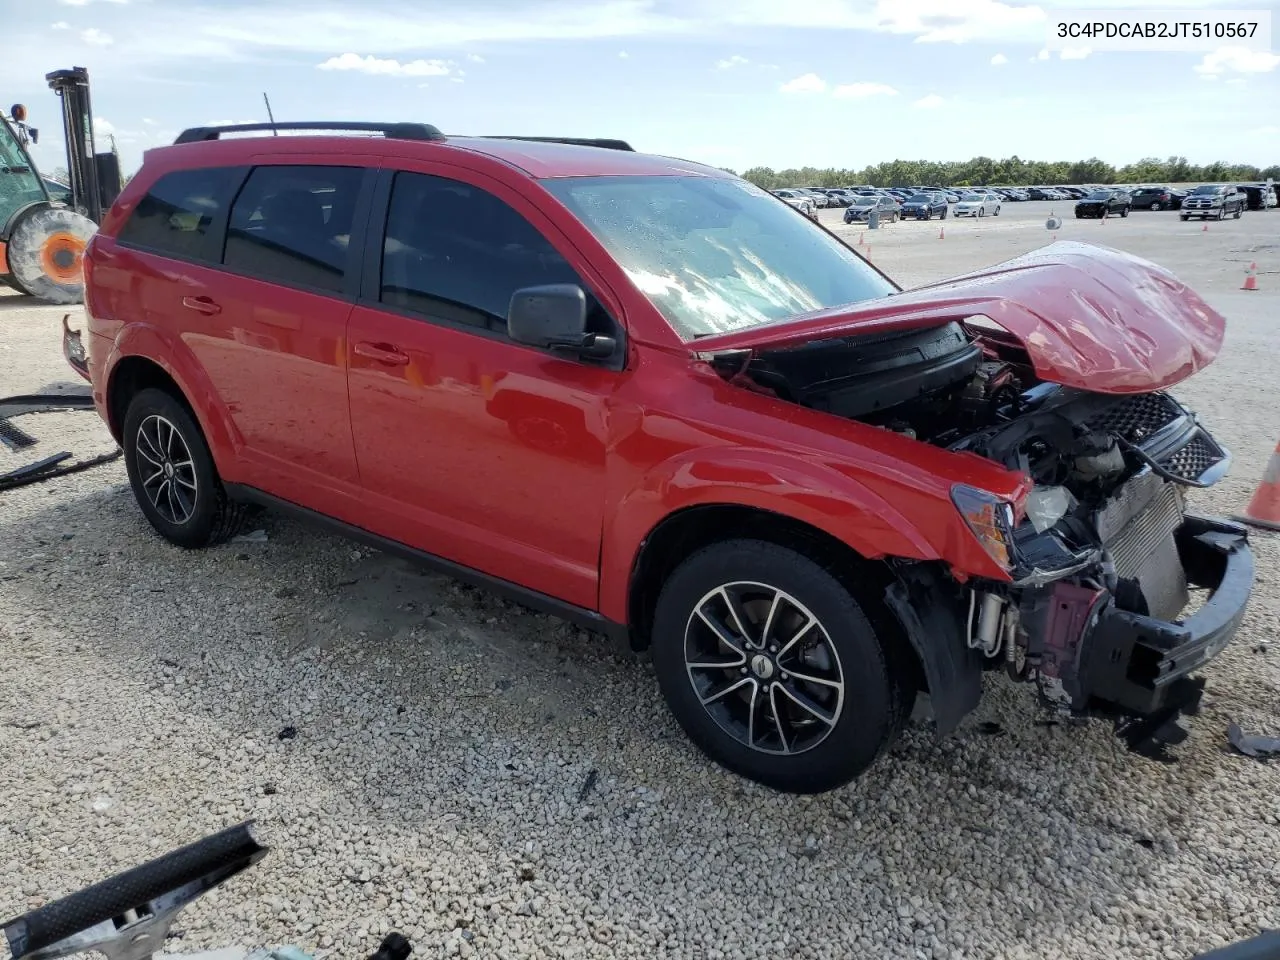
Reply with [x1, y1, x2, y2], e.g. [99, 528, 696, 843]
[354, 341, 410, 366]
[182, 295, 221, 316]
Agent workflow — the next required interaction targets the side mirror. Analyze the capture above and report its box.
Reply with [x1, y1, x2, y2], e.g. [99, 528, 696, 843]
[507, 284, 615, 360]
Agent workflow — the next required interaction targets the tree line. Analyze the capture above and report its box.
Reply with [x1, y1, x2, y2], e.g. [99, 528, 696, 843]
[731, 156, 1279, 190]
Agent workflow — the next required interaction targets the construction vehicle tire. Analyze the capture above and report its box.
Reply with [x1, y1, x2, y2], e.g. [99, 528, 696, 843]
[6, 206, 97, 305]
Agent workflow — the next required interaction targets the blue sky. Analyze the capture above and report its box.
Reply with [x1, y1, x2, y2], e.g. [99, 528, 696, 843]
[6, 0, 1278, 177]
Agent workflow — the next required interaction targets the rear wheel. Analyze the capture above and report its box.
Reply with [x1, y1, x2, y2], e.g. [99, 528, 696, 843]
[1152, 201, 1163, 211]
[1233, 204, 1242, 219]
[1120, 205, 1129, 218]
[5, 206, 97, 304]
[650, 539, 914, 794]
[122, 388, 253, 548]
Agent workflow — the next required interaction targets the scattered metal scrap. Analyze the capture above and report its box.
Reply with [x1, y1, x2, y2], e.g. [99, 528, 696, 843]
[0, 389, 121, 491]
[1227, 722, 1280, 759]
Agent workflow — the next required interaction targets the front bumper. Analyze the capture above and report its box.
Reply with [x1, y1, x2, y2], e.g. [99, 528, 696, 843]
[1028, 514, 1253, 717]
[1181, 205, 1222, 217]
[1083, 514, 1253, 714]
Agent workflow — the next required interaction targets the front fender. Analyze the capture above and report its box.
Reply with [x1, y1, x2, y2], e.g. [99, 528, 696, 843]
[599, 446, 942, 622]
[104, 322, 243, 473]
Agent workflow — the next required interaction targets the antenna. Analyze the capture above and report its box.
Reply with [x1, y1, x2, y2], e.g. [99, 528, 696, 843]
[263, 92, 278, 135]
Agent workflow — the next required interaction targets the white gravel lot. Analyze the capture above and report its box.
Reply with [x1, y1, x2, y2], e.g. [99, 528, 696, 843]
[1, 202, 1278, 960]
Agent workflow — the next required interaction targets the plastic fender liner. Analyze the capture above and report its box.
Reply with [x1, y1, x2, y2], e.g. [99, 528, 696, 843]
[883, 563, 984, 735]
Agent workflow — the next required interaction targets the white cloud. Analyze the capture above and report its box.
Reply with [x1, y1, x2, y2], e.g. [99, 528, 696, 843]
[51, 20, 70, 29]
[466, 53, 485, 63]
[1194, 47, 1280, 76]
[618, 50, 629, 58]
[832, 81, 898, 98]
[881, 0, 1047, 44]
[780, 72, 826, 93]
[716, 54, 750, 69]
[1032, 47, 1050, 61]
[1226, 77, 1247, 86]
[81, 27, 114, 45]
[913, 93, 945, 108]
[449, 77, 464, 83]
[142, 117, 159, 125]
[1060, 46, 1090, 60]
[59, 0, 127, 5]
[93, 117, 115, 136]
[990, 53, 1007, 66]
[316, 53, 455, 77]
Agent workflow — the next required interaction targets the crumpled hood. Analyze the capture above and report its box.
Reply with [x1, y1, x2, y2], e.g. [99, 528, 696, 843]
[692, 241, 1226, 394]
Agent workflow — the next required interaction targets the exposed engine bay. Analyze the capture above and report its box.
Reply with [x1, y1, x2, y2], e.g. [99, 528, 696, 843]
[711, 318, 1251, 732]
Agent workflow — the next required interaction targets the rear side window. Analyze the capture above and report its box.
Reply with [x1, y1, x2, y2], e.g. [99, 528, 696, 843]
[117, 167, 239, 260]
[223, 165, 365, 294]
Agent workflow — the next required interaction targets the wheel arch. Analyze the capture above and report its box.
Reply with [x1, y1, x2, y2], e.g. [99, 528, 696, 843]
[623, 503, 930, 696]
[103, 333, 241, 476]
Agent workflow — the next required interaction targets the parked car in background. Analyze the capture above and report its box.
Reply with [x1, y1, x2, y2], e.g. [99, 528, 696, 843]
[952, 191, 1001, 217]
[70, 123, 1256, 795]
[1057, 187, 1087, 199]
[843, 193, 900, 223]
[796, 188, 829, 208]
[899, 192, 948, 219]
[1239, 182, 1278, 210]
[1180, 184, 1245, 220]
[1075, 189, 1131, 218]
[1130, 186, 1182, 211]
[1025, 187, 1055, 200]
[821, 189, 853, 207]
[772, 189, 819, 220]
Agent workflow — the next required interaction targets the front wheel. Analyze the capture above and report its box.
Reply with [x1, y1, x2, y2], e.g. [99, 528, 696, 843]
[650, 539, 915, 794]
[123, 388, 253, 548]
[1152, 201, 1163, 211]
[1120, 205, 1129, 218]
[994, 206, 1001, 216]
[1217, 206, 1226, 220]
[1181, 215, 1190, 221]
[1234, 205, 1242, 219]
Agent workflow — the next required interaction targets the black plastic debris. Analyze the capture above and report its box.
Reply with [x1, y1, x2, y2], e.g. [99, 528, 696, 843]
[1227, 722, 1280, 759]
[977, 721, 1004, 736]
[577, 769, 599, 803]
[277, 726, 298, 741]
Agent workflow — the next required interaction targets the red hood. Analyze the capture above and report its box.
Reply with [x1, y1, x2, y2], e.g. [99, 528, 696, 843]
[692, 241, 1225, 394]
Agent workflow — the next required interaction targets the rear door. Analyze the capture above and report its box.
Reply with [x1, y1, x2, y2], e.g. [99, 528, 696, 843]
[188, 160, 376, 494]
[343, 166, 626, 608]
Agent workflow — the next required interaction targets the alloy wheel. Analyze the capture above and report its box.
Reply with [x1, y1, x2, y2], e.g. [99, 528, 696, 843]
[683, 582, 845, 756]
[135, 414, 198, 525]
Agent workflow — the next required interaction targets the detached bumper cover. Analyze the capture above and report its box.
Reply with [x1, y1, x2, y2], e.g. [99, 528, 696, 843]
[1081, 514, 1254, 714]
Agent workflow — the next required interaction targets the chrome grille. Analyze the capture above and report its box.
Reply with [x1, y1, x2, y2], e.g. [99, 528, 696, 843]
[1087, 393, 1182, 443]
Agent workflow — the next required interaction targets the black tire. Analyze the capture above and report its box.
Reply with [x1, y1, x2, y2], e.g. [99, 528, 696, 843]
[1181, 215, 1189, 221]
[1152, 201, 1163, 211]
[122, 388, 253, 548]
[650, 539, 915, 794]
[1233, 204, 1242, 220]
[1120, 205, 1129, 218]
[1217, 206, 1226, 220]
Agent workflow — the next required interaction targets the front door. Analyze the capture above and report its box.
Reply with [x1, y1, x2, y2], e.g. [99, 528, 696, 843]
[344, 168, 624, 609]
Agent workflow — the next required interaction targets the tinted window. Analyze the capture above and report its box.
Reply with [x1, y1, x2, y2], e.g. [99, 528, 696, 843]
[380, 172, 595, 333]
[906, 194, 932, 202]
[223, 165, 364, 293]
[118, 167, 239, 260]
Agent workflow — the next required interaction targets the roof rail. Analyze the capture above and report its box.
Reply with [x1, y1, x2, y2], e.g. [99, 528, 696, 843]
[481, 136, 635, 152]
[173, 122, 446, 145]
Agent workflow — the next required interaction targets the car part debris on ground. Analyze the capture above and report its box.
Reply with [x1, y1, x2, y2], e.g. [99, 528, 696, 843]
[1226, 722, 1280, 759]
[1, 822, 413, 960]
[0, 388, 121, 491]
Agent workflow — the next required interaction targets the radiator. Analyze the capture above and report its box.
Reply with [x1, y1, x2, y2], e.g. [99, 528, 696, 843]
[1096, 472, 1189, 621]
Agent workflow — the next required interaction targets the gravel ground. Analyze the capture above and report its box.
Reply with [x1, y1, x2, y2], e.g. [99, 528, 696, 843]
[1, 204, 1278, 960]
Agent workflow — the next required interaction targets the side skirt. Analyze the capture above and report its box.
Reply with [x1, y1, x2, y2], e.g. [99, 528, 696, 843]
[224, 484, 630, 646]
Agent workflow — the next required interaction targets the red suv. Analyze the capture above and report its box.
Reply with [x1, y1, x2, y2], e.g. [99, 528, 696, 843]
[66, 123, 1254, 793]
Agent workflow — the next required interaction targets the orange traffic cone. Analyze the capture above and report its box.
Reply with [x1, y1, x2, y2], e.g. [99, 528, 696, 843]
[857, 232, 864, 246]
[865, 244, 871, 258]
[1234, 438, 1280, 531]
[938, 226, 945, 240]
[1243, 262, 1259, 291]
[1202, 222, 1208, 232]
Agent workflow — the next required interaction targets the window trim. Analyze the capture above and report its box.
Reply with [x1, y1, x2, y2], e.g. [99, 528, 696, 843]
[115, 165, 250, 265]
[217, 163, 379, 302]
[361, 167, 628, 372]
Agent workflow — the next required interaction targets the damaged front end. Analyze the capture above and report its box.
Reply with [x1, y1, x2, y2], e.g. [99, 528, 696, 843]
[695, 242, 1255, 746]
